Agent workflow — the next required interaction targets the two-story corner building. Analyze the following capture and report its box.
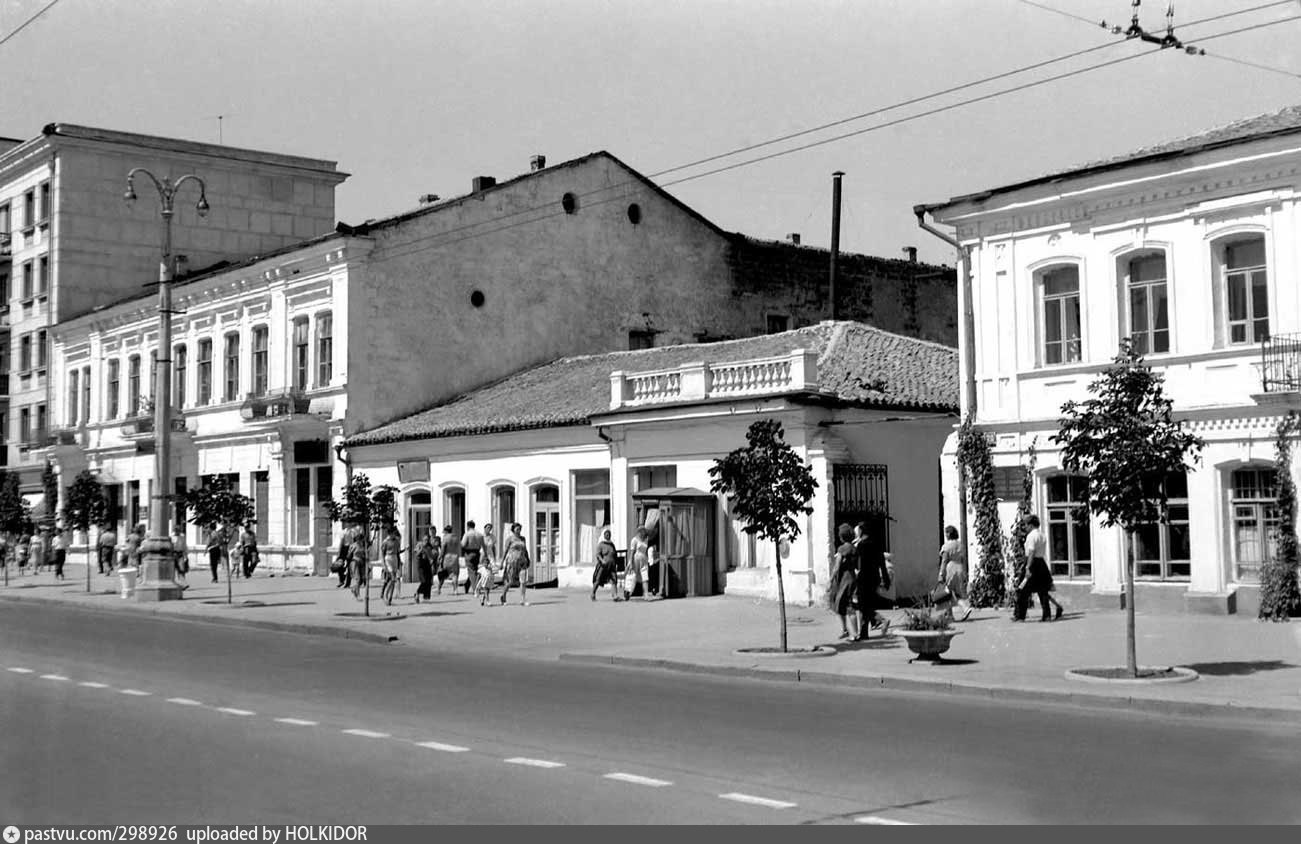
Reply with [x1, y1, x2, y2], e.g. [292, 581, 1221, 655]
[919, 104, 1301, 616]
[50, 233, 366, 574]
[343, 322, 958, 604]
[0, 123, 347, 503]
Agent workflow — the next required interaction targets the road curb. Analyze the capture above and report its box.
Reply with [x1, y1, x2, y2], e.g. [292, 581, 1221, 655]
[0, 592, 399, 646]
[558, 652, 1301, 725]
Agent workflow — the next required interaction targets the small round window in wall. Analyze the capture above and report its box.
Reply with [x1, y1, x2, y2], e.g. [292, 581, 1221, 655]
[470, 290, 485, 308]
[561, 192, 578, 214]
[627, 203, 642, 225]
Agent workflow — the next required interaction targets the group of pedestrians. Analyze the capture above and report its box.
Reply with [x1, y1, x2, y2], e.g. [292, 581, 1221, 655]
[589, 526, 652, 601]
[336, 519, 533, 608]
[829, 522, 893, 640]
[0, 527, 70, 579]
[201, 523, 261, 583]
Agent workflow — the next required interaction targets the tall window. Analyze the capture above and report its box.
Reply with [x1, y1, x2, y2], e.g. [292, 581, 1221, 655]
[1040, 265, 1081, 365]
[1133, 471, 1191, 580]
[1045, 474, 1090, 579]
[80, 366, 90, 424]
[107, 359, 121, 418]
[174, 344, 187, 408]
[251, 326, 269, 397]
[316, 313, 333, 387]
[36, 256, 48, 297]
[35, 403, 46, 443]
[197, 339, 212, 405]
[573, 470, 611, 564]
[67, 370, 79, 426]
[21, 262, 32, 300]
[1223, 236, 1268, 345]
[19, 334, 31, 372]
[127, 355, 141, 415]
[294, 468, 312, 544]
[36, 330, 47, 370]
[1124, 252, 1169, 355]
[38, 182, 50, 222]
[22, 190, 34, 228]
[19, 407, 30, 444]
[223, 333, 240, 402]
[1231, 467, 1279, 584]
[149, 350, 157, 403]
[444, 487, 466, 536]
[292, 317, 309, 391]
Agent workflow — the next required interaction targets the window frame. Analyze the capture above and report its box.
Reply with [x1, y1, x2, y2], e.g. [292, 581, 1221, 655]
[223, 332, 241, 402]
[1229, 466, 1279, 584]
[1044, 473, 1091, 580]
[251, 325, 269, 397]
[127, 354, 141, 416]
[1037, 263, 1083, 366]
[1215, 233, 1269, 347]
[174, 344, 187, 408]
[316, 312, 333, 387]
[1121, 250, 1171, 356]
[1132, 470, 1191, 581]
[196, 339, 213, 405]
[292, 317, 310, 392]
[67, 369, 79, 427]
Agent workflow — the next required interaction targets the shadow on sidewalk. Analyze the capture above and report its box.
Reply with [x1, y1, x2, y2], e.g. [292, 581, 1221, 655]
[1181, 660, 1299, 676]
[10, 582, 81, 589]
[201, 600, 317, 608]
[403, 610, 471, 618]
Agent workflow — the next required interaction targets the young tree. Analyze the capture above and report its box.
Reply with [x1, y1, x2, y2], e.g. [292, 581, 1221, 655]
[956, 417, 1004, 608]
[1053, 341, 1204, 677]
[326, 473, 399, 617]
[0, 470, 31, 586]
[180, 475, 255, 604]
[1261, 413, 1301, 621]
[41, 461, 59, 532]
[62, 470, 107, 594]
[709, 419, 818, 653]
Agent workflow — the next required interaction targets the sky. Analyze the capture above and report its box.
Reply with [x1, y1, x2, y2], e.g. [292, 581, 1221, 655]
[2, 0, 1300, 267]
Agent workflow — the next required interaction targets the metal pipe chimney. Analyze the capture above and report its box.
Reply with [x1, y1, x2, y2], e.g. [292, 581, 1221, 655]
[829, 171, 844, 320]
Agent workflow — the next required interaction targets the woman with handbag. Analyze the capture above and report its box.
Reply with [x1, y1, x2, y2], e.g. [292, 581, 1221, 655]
[938, 525, 972, 621]
[830, 524, 860, 640]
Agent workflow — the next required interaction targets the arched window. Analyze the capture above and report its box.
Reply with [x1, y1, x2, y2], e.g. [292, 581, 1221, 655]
[1036, 264, 1081, 365]
[1045, 474, 1090, 579]
[1120, 251, 1169, 355]
[1133, 470, 1190, 580]
[1230, 467, 1279, 583]
[1212, 234, 1268, 346]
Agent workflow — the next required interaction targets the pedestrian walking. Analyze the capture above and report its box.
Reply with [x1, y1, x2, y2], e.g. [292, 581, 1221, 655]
[626, 527, 650, 600]
[1015, 515, 1062, 622]
[16, 533, 30, 575]
[437, 526, 461, 596]
[483, 523, 498, 572]
[123, 524, 146, 570]
[334, 529, 352, 588]
[414, 531, 439, 603]
[592, 528, 619, 601]
[171, 525, 189, 590]
[853, 522, 891, 639]
[461, 520, 485, 595]
[237, 524, 260, 579]
[499, 522, 530, 606]
[52, 527, 68, 580]
[97, 525, 117, 575]
[830, 524, 860, 640]
[348, 526, 368, 601]
[206, 525, 229, 583]
[380, 528, 402, 606]
[938, 525, 973, 622]
[32, 530, 47, 574]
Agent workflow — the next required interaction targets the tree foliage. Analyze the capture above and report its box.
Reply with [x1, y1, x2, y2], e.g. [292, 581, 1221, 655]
[1000, 442, 1038, 609]
[41, 461, 59, 531]
[1261, 413, 1301, 621]
[1052, 341, 1204, 675]
[62, 470, 107, 536]
[709, 419, 818, 652]
[0, 470, 32, 537]
[179, 475, 255, 534]
[956, 417, 1004, 608]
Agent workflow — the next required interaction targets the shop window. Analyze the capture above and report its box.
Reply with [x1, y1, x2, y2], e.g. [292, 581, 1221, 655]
[1045, 474, 1090, 579]
[1133, 471, 1191, 580]
[1231, 467, 1279, 584]
[573, 470, 610, 564]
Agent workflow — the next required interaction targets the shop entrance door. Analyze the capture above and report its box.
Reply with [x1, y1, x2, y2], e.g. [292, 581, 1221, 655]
[531, 485, 560, 586]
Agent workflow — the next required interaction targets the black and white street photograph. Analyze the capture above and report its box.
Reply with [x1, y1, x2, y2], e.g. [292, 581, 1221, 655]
[2, 0, 1301, 828]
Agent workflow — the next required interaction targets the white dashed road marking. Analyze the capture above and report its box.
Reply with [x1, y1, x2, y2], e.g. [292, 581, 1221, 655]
[39, 674, 70, 681]
[78, 682, 110, 689]
[166, 697, 203, 706]
[217, 707, 255, 716]
[604, 773, 673, 787]
[342, 729, 390, 739]
[275, 718, 319, 727]
[855, 816, 916, 825]
[719, 792, 797, 809]
[7, 667, 34, 674]
[120, 689, 151, 696]
[416, 741, 470, 753]
[505, 757, 566, 769]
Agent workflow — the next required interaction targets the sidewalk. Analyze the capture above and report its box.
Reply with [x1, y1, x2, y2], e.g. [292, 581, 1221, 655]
[3, 561, 1299, 724]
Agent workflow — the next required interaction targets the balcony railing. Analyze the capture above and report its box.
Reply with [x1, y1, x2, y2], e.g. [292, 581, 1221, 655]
[120, 412, 188, 439]
[610, 348, 819, 410]
[240, 389, 310, 421]
[1260, 333, 1301, 393]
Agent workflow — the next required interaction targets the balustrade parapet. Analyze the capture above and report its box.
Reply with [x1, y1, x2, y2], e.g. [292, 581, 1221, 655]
[610, 348, 819, 410]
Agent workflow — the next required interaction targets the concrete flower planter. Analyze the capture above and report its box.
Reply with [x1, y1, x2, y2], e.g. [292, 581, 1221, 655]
[894, 629, 962, 663]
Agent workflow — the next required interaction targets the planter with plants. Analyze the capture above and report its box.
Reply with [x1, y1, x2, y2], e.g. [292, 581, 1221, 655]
[894, 607, 961, 663]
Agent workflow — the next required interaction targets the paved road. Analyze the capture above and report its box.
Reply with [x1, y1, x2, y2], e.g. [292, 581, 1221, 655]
[3, 603, 1298, 825]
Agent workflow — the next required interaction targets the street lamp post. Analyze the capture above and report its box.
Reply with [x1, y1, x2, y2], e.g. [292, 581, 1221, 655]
[124, 169, 209, 602]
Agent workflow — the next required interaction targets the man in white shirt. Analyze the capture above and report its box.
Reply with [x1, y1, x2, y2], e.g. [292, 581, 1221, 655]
[1016, 515, 1062, 622]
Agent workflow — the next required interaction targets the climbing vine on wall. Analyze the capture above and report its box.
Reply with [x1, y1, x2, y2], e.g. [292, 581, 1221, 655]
[1261, 412, 1301, 621]
[956, 416, 1004, 608]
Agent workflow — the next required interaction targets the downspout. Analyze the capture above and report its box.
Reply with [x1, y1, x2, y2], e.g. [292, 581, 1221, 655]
[915, 207, 976, 563]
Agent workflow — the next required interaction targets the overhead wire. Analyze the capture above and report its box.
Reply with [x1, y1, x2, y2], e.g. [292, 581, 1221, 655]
[363, 12, 1301, 264]
[0, 0, 62, 49]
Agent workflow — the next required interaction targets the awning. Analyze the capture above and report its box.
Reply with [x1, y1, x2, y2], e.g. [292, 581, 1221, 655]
[632, 486, 712, 499]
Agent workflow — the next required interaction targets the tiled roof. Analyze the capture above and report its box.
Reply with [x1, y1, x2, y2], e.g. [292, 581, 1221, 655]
[347, 322, 958, 447]
[921, 103, 1301, 212]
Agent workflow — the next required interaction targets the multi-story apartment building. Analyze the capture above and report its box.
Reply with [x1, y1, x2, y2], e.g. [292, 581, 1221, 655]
[0, 124, 346, 510]
[919, 104, 1301, 616]
[52, 150, 958, 574]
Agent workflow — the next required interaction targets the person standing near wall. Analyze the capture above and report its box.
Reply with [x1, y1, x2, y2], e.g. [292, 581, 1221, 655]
[592, 529, 619, 602]
[206, 525, 228, 583]
[461, 520, 485, 596]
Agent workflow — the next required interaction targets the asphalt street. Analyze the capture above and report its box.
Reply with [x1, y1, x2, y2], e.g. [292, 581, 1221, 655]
[2, 602, 1298, 824]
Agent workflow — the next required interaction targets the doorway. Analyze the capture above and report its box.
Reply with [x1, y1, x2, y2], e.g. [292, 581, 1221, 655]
[531, 484, 560, 586]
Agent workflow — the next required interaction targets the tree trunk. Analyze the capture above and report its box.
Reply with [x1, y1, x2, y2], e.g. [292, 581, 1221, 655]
[775, 540, 788, 653]
[364, 530, 372, 618]
[1125, 528, 1137, 678]
[86, 539, 92, 594]
[225, 544, 233, 605]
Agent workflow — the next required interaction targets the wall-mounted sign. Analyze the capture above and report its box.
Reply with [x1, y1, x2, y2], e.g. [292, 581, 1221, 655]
[397, 459, 430, 483]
